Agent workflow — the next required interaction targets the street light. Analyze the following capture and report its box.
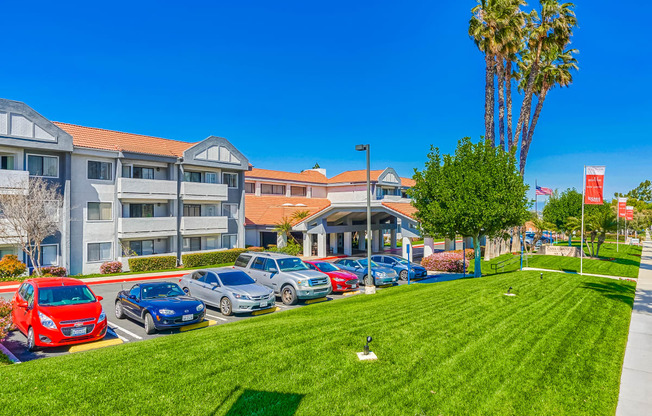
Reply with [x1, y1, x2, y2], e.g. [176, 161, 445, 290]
[355, 144, 374, 293]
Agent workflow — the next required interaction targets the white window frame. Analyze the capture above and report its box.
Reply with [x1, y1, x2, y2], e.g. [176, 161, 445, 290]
[87, 202, 113, 222]
[87, 242, 113, 263]
[222, 203, 238, 219]
[26, 153, 59, 178]
[221, 234, 237, 249]
[222, 172, 238, 188]
[87, 160, 114, 181]
[40, 244, 59, 267]
[205, 172, 218, 184]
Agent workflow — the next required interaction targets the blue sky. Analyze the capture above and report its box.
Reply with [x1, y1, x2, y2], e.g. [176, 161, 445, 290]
[2, 1, 650, 202]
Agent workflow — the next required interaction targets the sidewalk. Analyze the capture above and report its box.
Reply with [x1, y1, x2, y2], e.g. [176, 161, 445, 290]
[616, 240, 652, 415]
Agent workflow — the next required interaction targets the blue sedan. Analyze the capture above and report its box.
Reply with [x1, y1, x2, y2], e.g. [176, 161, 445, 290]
[333, 257, 398, 286]
[371, 254, 428, 281]
[114, 282, 206, 334]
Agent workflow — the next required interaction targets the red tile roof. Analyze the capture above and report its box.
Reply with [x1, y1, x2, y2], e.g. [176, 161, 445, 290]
[382, 201, 417, 219]
[327, 169, 415, 187]
[54, 122, 193, 157]
[245, 195, 331, 226]
[401, 177, 416, 187]
[245, 168, 327, 184]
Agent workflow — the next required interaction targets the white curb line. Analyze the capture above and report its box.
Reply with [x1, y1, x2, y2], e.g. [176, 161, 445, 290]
[0, 342, 21, 364]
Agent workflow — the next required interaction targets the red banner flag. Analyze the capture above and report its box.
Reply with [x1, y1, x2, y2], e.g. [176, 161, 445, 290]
[584, 166, 605, 205]
[618, 197, 627, 218]
[626, 206, 634, 221]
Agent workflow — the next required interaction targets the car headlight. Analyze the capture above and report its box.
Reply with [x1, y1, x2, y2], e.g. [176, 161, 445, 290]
[297, 280, 310, 287]
[196, 304, 204, 312]
[158, 309, 175, 316]
[38, 311, 57, 329]
[233, 293, 251, 300]
[376, 272, 386, 277]
[98, 309, 106, 323]
[333, 278, 346, 282]
[268, 292, 275, 299]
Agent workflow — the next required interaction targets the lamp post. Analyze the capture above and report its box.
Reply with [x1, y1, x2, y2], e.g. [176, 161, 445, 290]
[355, 144, 374, 293]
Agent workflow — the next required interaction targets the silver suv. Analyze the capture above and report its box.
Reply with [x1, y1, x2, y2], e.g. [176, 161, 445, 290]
[234, 252, 332, 305]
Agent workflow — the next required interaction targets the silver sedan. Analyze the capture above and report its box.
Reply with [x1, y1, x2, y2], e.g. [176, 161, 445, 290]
[179, 267, 275, 316]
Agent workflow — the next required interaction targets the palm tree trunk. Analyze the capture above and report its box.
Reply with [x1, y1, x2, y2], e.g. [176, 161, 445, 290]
[505, 60, 513, 151]
[514, 43, 542, 172]
[520, 86, 549, 175]
[484, 54, 496, 145]
[497, 58, 505, 150]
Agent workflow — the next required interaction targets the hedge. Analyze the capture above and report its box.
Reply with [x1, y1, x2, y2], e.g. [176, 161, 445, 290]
[182, 248, 249, 268]
[128, 256, 177, 272]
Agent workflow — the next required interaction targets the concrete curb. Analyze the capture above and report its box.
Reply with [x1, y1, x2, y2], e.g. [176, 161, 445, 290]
[0, 342, 21, 364]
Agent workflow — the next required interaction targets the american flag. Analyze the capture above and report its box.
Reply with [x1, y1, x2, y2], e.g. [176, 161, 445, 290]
[536, 185, 553, 196]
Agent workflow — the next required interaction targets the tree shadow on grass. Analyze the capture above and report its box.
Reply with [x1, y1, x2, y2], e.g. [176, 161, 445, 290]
[580, 281, 636, 308]
[211, 386, 304, 416]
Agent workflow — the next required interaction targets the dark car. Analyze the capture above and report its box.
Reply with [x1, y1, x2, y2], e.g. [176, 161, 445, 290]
[114, 282, 205, 334]
[371, 254, 428, 280]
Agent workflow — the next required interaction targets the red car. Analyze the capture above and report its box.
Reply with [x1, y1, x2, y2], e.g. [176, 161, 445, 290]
[304, 261, 359, 292]
[11, 277, 107, 351]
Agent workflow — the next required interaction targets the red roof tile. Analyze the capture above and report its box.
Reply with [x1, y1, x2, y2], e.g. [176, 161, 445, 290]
[245, 168, 327, 184]
[245, 195, 331, 226]
[382, 201, 417, 219]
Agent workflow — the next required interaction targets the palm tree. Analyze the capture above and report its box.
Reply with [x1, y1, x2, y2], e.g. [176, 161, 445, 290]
[291, 210, 310, 222]
[594, 209, 616, 257]
[273, 217, 296, 246]
[565, 216, 581, 247]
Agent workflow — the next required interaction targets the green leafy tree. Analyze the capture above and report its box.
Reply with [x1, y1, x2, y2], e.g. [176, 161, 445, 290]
[411, 137, 529, 277]
[542, 188, 582, 245]
[593, 208, 617, 256]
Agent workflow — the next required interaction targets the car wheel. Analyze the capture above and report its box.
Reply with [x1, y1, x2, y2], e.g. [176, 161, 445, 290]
[183, 287, 190, 296]
[144, 312, 156, 335]
[399, 270, 408, 281]
[27, 327, 37, 352]
[281, 285, 298, 305]
[364, 274, 374, 286]
[115, 301, 125, 319]
[220, 297, 233, 316]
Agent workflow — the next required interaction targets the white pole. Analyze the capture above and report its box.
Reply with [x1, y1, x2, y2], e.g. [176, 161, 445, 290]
[617, 215, 619, 252]
[580, 166, 586, 276]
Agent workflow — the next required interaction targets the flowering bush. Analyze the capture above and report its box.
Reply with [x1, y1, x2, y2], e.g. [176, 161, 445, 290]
[100, 261, 123, 274]
[39, 266, 67, 277]
[451, 249, 475, 260]
[0, 255, 27, 281]
[421, 251, 469, 273]
[0, 298, 13, 341]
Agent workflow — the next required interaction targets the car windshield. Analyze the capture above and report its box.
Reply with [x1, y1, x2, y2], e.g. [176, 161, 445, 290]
[393, 257, 409, 265]
[316, 262, 339, 272]
[277, 258, 309, 272]
[219, 271, 255, 286]
[358, 259, 378, 267]
[142, 283, 185, 299]
[38, 285, 96, 306]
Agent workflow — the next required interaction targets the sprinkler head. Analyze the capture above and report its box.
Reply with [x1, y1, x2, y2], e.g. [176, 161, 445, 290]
[540, 273, 543, 279]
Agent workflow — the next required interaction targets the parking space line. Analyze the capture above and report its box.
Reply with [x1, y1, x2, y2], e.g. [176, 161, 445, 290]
[108, 321, 143, 340]
[69, 338, 123, 353]
[179, 320, 217, 332]
[251, 307, 278, 316]
[205, 313, 228, 321]
[305, 297, 328, 304]
[107, 328, 129, 342]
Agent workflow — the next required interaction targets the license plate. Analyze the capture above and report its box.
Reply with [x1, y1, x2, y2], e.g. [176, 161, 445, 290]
[351, 284, 357, 288]
[260, 302, 267, 308]
[71, 328, 86, 336]
[182, 314, 193, 321]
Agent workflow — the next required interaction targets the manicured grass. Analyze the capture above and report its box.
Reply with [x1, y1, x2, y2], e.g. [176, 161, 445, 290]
[0, 352, 11, 366]
[471, 243, 641, 278]
[0, 271, 635, 415]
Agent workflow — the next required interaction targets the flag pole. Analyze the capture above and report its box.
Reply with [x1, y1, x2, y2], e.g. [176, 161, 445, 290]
[535, 179, 538, 218]
[580, 166, 586, 276]
[617, 214, 619, 252]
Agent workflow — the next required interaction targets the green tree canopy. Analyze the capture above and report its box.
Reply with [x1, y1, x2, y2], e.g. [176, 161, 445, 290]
[410, 137, 530, 277]
[542, 188, 582, 232]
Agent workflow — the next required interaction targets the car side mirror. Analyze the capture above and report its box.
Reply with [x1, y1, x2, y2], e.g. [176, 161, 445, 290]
[211, 282, 220, 288]
[128, 295, 137, 300]
[16, 299, 27, 309]
[268, 267, 278, 273]
[96, 295, 103, 301]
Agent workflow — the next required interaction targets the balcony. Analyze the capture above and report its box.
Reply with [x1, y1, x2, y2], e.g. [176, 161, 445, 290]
[117, 178, 177, 200]
[117, 217, 177, 239]
[180, 182, 228, 201]
[0, 170, 28, 194]
[181, 216, 228, 236]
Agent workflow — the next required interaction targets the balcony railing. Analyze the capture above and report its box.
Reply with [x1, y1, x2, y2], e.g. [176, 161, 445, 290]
[180, 182, 228, 201]
[117, 178, 177, 200]
[0, 170, 28, 194]
[180, 216, 228, 235]
[117, 217, 177, 238]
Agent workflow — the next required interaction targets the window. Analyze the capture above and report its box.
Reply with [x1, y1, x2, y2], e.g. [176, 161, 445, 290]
[234, 254, 252, 268]
[244, 182, 255, 194]
[291, 186, 306, 197]
[41, 245, 58, 266]
[205, 205, 218, 217]
[261, 184, 285, 195]
[264, 259, 279, 272]
[133, 167, 154, 179]
[205, 172, 217, 184]
[183, 237, 201, 252]
[0, 248, 15, 258]
[27, 154, 58, 177]
[222, 234, 237, 249]
[183, 204, 201, 217]
[87, 202, 112, 221]
[222, 204, 238, 219]
[222, 172, 238, 188]
[129, 285, 141, 299]
[184, 171, 201, 182]
[129, 240, 154, 256]
[0, 155, 14, 170]
[24, 284, 34, 308]
[88, 161, 113, 180]
[129, 204, 154, 218]
[122, 165, 132, 178]
[206, 237, 218, 250]
[88, 242, 112, 262]
[251, 257, 266, 270]
[204, 272, 219, 285]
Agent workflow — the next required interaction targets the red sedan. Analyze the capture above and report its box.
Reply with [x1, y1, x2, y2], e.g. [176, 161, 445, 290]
[11, 277, 107, 351]
[304, 261, 359, 292]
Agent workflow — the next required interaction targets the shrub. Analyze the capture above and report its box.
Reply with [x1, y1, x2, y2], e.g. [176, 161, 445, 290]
[421, 251, 469, 273]
[100, 261, 123, 274]
[0, 298, 13, 341]
[451, 249, 475, 260]
[182, 248, 248, 268]
[248, 247, 265, 252]
[39, 266, 67, 277]
[266, 242, 302, 256]
[0, 255, 27, 281]
[128, 256, 177, 273]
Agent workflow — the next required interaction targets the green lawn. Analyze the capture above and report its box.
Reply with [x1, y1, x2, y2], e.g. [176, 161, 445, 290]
[472, 243, 641, 278]
[0, 271, 635, 415]
[0, 353, 11, 366]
